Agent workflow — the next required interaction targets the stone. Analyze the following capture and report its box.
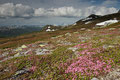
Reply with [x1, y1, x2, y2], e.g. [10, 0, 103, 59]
[39, 44, 45, 47]
[14, 53, 21, 57]
[87, 29, 91, 31]
[99, 67, 120, 80]
[102, 45, 108, 49]
[24, 49, 32, 55]
[56, 35, 63, 38]
[2, 52, 9, 56]
[35, 49, 50, 55]
[15, 47, 22, 52]
[109, 28, 116, 30]
[11, 69, 30, 79]
[91, 77, 99, 80]
[108, 45, 114, 48]
[80, 28, 86, 30]
[103, 45, 115, 49]
[65, 33, 71, 36]
[21, 45, 27, 49]
[68, 47, 78, 52]
[73, 32, 79, 34]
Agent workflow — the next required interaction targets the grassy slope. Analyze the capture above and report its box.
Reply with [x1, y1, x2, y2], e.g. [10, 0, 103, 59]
[0, 22, 120, 80]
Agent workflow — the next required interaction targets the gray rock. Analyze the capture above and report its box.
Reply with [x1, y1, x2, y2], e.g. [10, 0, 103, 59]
[80, 28, 86, 30]
[109, 28, 116, 30]
[68, 47, 78, 52]
[14, 53, 21, 57]
[35, 49, 50, 55]
[91, 78, 99, 80]
[10, 68, 30, 79]
[65, 33, 71, 36]
[99, 67, 120, 80]
[73, 32, 79, 34]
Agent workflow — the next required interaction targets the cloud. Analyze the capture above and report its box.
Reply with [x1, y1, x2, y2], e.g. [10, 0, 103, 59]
[34, 6, 118, 18]
[0, 3, 118, 19]
[83, 6, 118, 16]
[94, 6, 118, 15]
[0, 3, 34, 18]
[34, 7, 82, 18]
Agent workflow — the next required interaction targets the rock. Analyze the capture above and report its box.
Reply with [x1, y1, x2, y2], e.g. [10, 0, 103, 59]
[21, 45, 27, 49]
[102, 45, 109, 49]
[87, 29, 91, 31]
[2, 52, 9, 56]
[109, 28, 116, 30]
[11, 68, 30, 79]
[65, 33, 71, 36]
[56, 35, 63, 38]
[99, 67, 120, 80]
[15, 47, 22, 52]
[14, 53, 21, 57]
[35, 49, 50, 55]
[103, 45, 115, 49]
[39, 44, 45, 47]
[68, 47, 78, 52]
[91, 77, 99, 80]
[4, 67, 9, 72]
[51, 37, 57, 39]
[80, 28, 86, 30]
[24, 49, 32, 55]
[73, 32, 79, 34]
[79, 36, 91, 40]
[108, 45, 114, 48]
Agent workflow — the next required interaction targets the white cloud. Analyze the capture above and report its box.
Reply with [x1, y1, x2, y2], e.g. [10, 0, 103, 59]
[0, 3, 118, 18]
[95, 6, 118, 15]
[34, 7, 82, 17]
[0, 3, 34, 18]
[83, 6, 118, 16]
[34, 6, 118, 18]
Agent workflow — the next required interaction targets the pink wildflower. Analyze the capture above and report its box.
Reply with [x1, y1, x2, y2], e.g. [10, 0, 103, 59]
[29, 66, 36, 72]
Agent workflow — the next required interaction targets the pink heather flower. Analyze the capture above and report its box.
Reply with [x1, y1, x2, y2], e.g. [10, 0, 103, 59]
[30, 66, 36, 72]
[64, 56, 113, 77]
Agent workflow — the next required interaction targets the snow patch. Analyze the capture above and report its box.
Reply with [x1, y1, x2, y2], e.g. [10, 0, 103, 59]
[85, 21, 92, 24]
[96, 20, 118, 26]
[46, 29, 51, 32]
[46, 26, 56, 32]
[82, 17, 93, 21]
[73, 23, 77, 25]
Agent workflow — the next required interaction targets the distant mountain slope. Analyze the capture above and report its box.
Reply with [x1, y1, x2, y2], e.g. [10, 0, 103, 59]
[0, 26, 42, 38]
[72, 12, 120, 29]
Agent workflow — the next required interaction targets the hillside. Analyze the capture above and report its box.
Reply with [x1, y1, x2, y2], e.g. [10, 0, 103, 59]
[68, 12, 120, 29]
[0, 25, 42, 38]
[0, 12, 120, 80]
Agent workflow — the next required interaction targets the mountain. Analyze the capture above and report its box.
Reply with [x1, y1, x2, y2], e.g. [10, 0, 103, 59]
[70, 12, 120, 29]
[118, 10, 120, 13]
[0, 25, 42, 38]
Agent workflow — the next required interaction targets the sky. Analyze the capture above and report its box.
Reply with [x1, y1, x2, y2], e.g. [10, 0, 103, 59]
[0, 0, 119, 26]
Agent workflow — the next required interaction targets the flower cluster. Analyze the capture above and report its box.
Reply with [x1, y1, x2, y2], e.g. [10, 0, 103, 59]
[74, 43, 92, 49]
[64, 56, 112, 76]
[78, 48, 101, 55]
